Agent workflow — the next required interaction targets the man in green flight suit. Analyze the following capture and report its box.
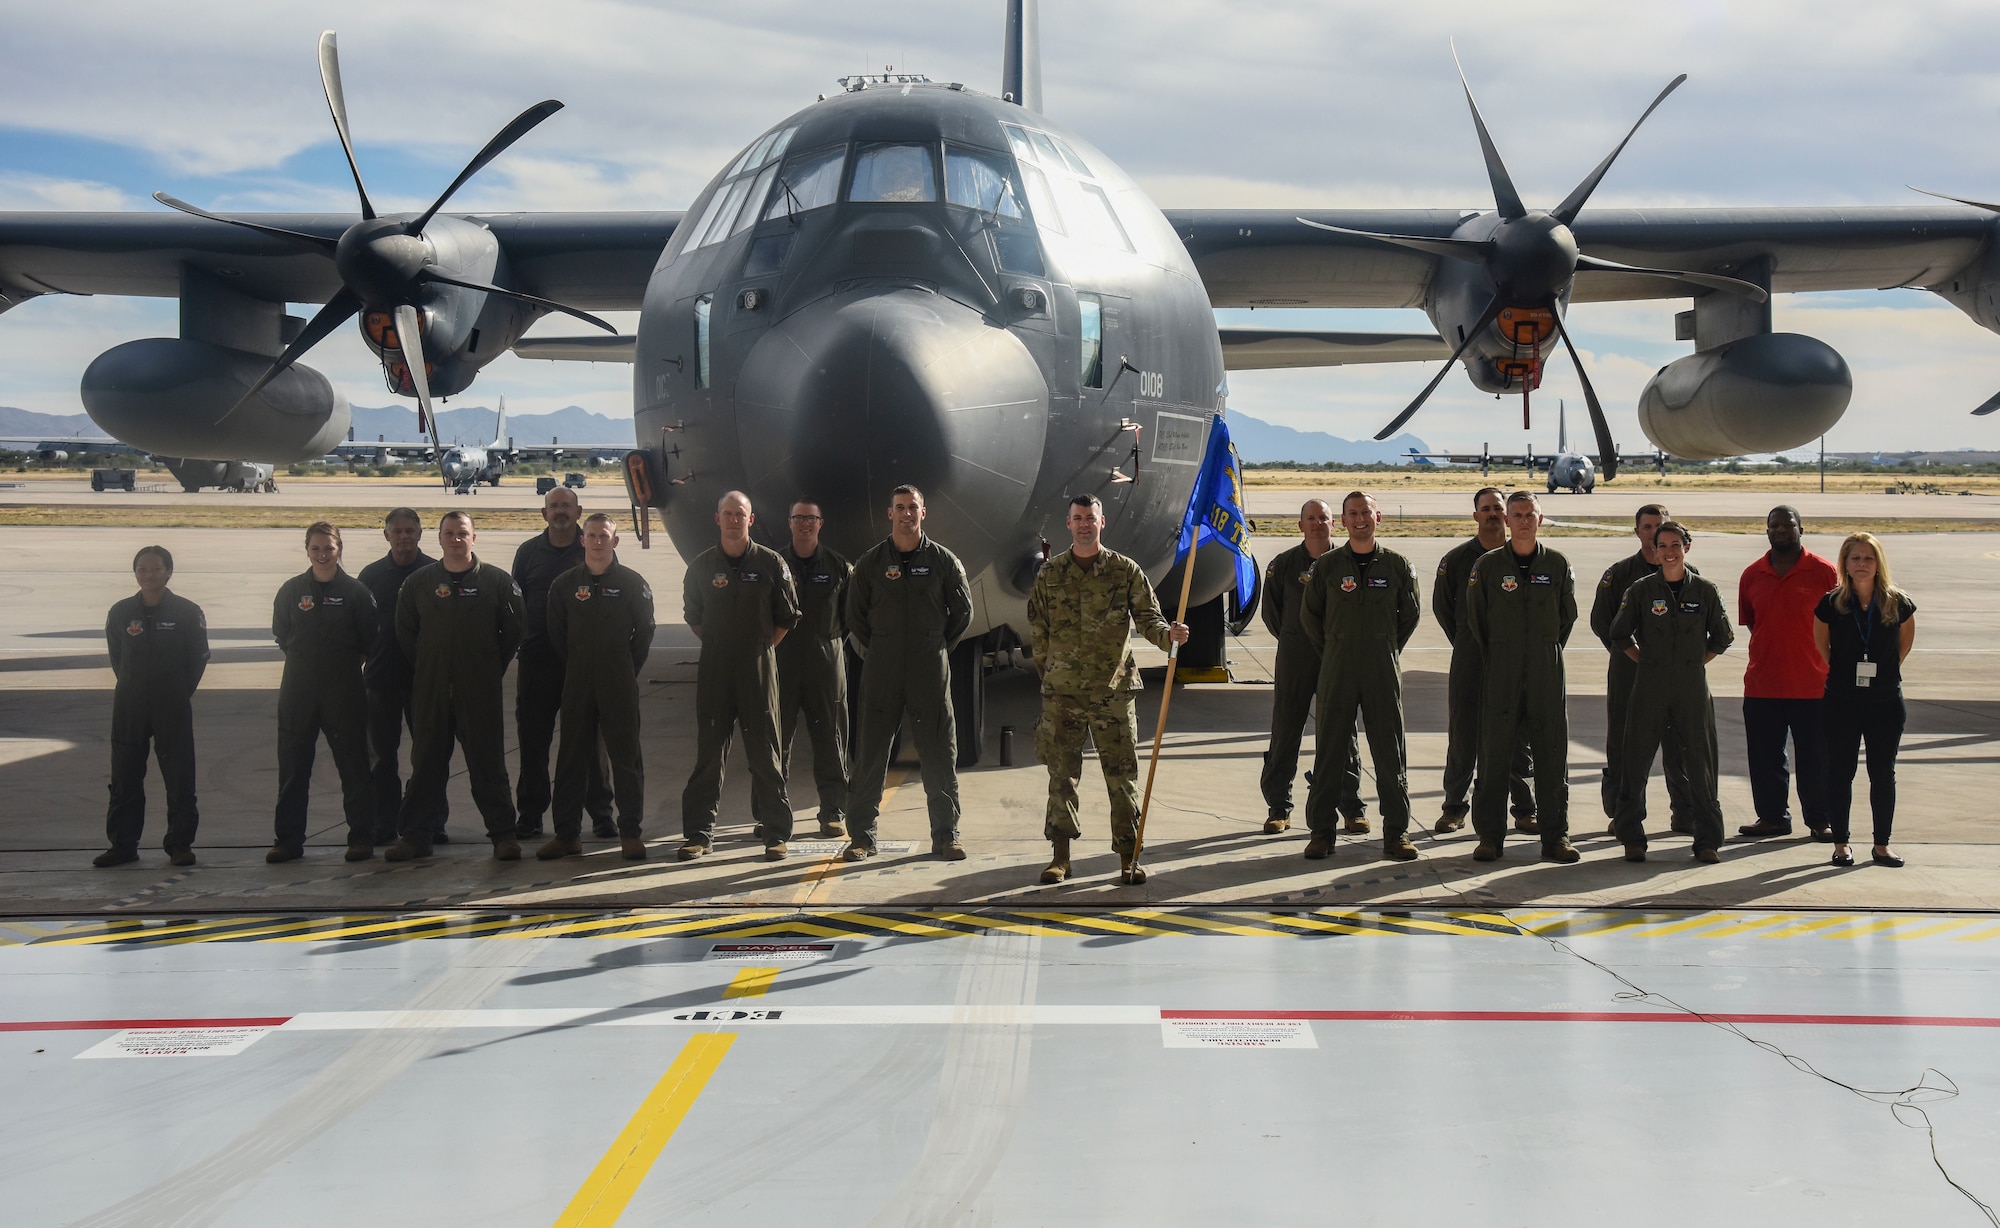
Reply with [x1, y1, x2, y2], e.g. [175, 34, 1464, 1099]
[1259, 498, 1365, 836]
[1432, 486, 1537, 835]
[777, 499, 853, 838]
[1463, 491, 1581, 863]
[1592, 503, 1699, 835]
[843, 485, 974, 862]
[1030, 494, 1189, 884]
[680, 490, 801, 861]
[1608, 521, 1735, 863]
[388, 510, 526, 861]
[268, 521, 377, 864]
[97, 545, 210, 867]
[541, 512, 655, 862]
[1299, 492, 1423, 861]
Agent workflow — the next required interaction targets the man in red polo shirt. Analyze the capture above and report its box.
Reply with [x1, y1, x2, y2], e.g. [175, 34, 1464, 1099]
[1736, 505, 1839, 840]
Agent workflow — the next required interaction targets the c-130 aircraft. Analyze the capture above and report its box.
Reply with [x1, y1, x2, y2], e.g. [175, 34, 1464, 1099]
[3, 0, 1998, 760]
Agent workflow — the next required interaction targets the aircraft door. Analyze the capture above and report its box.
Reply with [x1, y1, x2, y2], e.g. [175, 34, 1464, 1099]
[1078, 291, 1140, 530]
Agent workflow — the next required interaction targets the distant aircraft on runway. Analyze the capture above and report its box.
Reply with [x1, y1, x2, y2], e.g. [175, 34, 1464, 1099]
[1411, 403, 1672, 492]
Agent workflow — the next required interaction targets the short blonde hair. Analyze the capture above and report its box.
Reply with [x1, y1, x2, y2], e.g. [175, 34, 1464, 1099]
[1832, 532, 1907, 625]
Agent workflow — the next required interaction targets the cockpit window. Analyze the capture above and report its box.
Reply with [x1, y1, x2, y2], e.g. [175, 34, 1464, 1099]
[729, 164, 779, 239]
[944, 147, 1024, 218]
[1027, 130, 1066, 170]
[685, 126, 800, 252]
[997, 122, 1132, 252]
[1051, 137, 1092, 177]
[848, 143, 938, 203]
[764, 145, 845, 221]
[1074, 182, 1134, 252]
[1001, 124, 1037, 164]
[1018, 164, 1064, 235]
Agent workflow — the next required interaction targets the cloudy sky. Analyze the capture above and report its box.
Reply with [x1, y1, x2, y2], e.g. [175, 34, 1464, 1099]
[4, 0, 1999, 452]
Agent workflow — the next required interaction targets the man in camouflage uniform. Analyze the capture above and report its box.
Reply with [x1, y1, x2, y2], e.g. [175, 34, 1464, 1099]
[1029, 494, 1189, 885]
[1299, 492, 1423, 861]
[1259, 498, 1365, 836]
[1592, 502, 1699, 835]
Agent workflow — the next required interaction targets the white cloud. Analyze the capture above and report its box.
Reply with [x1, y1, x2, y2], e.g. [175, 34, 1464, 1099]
[0, 173, 133, 212]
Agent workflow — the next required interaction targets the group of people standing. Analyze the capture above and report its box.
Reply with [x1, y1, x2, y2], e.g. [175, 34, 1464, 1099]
[1258, 490, 1917, 869]
[93, 482, 1917, 878]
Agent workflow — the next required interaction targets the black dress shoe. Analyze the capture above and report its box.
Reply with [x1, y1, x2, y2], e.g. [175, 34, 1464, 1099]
[1871, 850, 1906, 868]
[1736, 820, 1793, 838]
[1830, 850, 1855, 867]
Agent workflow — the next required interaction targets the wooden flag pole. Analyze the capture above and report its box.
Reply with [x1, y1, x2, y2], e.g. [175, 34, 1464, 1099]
[1133, 546, 1201, 859]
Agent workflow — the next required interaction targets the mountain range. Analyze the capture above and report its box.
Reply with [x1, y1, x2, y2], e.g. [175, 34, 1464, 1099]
[2, 403, 1424, 464]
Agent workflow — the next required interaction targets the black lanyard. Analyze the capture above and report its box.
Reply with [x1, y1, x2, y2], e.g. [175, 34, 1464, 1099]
[1851, 594, 1877, 655]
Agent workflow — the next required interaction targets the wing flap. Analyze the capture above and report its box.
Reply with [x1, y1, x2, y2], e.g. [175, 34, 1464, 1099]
[1219, 327, 1449, 371]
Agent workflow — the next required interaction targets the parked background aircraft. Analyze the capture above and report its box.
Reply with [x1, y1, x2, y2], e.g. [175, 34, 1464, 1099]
[4, 1, 1999, 755]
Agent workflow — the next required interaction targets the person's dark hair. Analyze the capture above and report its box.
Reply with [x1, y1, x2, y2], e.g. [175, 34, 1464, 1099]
[1069, 493, 1103, 514]
[1635, 502, 1670, 524]
[439, 510, 473, 531]
[890, 484, 924, 505]
[132, 545, 173, 576]
[1506, 490, 1540, 510]
[1473, 486, 1504, 510]
[1654, 520, 1693, 549]
[1768, 504, 1803, 528]
[1341, 490, 1373, 514]
[383, 507, 421, 528]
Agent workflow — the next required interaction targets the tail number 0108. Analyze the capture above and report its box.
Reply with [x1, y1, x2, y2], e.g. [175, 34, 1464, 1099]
[1137, 370, 1165, 398]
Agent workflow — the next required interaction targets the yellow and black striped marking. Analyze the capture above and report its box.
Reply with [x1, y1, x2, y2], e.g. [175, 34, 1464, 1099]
[2, 908, 1998, 948]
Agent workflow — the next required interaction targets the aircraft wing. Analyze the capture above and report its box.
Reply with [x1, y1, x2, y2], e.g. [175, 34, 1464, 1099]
[0, 211, 682, 313]
[1167, 206, 1994, 307]
[1217, 326, 1448, 370]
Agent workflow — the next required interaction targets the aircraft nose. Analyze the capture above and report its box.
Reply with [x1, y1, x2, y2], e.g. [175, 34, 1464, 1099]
[734, 287, 1048, 568]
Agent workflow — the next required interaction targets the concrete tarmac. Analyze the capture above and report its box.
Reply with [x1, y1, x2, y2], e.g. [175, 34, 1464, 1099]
[2, 510, 1997, 916]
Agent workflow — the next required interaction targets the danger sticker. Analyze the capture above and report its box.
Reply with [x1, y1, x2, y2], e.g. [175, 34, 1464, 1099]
[1160, 1019, 1317, 1049]
[707, 943, 836, 963]
[76, 1026, 275, 1059]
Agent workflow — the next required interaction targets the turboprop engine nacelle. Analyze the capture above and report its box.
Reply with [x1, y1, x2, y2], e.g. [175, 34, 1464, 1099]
[1635, 332, 1851, 460]
[80, 339, 350, 464]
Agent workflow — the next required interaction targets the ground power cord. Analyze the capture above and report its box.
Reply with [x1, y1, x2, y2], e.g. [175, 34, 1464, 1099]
[1527, 927, 1996, 1225]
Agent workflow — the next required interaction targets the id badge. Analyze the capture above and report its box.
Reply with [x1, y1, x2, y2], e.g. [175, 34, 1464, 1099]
[1856, 661, 1878, 688]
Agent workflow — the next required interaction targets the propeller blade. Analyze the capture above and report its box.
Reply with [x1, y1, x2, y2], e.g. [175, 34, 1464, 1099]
[153, 193, 339, 251]
[1552, 74, 1687, 225]
[219, 287, 362, 422]
[1451, 42, 1525, 220]
[394, 303, 447, 484]
[1908, 186, 2000, 214]
[317, 32, 375, 220]
[1971, 389, 2000, 416]
[407, 100, 564, 236]
[419, 270, 618, 333]
[1574, 253, 1769, 302]
[1295, 218, 1493, 264]
[1550, 304, 1619, 481]
[1373, 295, 1505, 441]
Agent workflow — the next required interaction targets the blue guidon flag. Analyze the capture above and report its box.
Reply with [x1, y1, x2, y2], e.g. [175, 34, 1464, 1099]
[1175, 414, 1256, 610]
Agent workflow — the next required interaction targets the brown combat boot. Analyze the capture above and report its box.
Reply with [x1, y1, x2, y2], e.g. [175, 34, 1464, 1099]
[383, 838, 431, 862]
[1039, 836, 1071, 884]
[1303, 835, 1333, 860]
[537, 836, 583, 860]
[1513, 814, 1541, 835]
[1118, 856, 1148, 885]
[1343, 814, 1371, 835]
[1383, 835, 1419, 862]
[1434, 809, 1467, 834]
[1541, 841, 1581, 864]
[1472, 839, 1501, 862]
[1262, 810, 1290, 835]
[620, 838, 648, 861]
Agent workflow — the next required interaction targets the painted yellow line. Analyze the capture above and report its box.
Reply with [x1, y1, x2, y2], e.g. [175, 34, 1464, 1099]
[40, 917, 286, 946]
[1950, 925, 2000, 943]
[1758, 915, 1870, 940]
[1602, 913, 1756, 939]
[1815, 917, 1928, 940]
[1008, 911, 1157, 935]
[495, 911, 785, 941]
[682, 920, 855, 939]
[919, 911, 1052, 937]
[1885, 918, 1985, 941]
[1122, 910, 1300, 938]
[721, 967, 781, 998]
[1274, 914, 1391, 937]
[263, 913, 484, 943]
[1348, 915, 1507, 938]
[1671, 914, 1806, 940]
[820, 911, 962, 937]
[553, 1034, 735, 1228]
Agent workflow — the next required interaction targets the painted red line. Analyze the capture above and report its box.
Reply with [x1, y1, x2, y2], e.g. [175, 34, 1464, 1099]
[0, 1017, 292, 1033]
[1161, 1009, 2000, 1028]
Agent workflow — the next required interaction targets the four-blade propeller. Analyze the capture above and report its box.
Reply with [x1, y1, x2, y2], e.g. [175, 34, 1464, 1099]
[1301, 47, 1770, 481]
[154, 31, 615, 475]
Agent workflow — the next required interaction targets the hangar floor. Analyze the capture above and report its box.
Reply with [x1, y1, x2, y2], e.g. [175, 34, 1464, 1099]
[4, 908, 1998, 1226]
